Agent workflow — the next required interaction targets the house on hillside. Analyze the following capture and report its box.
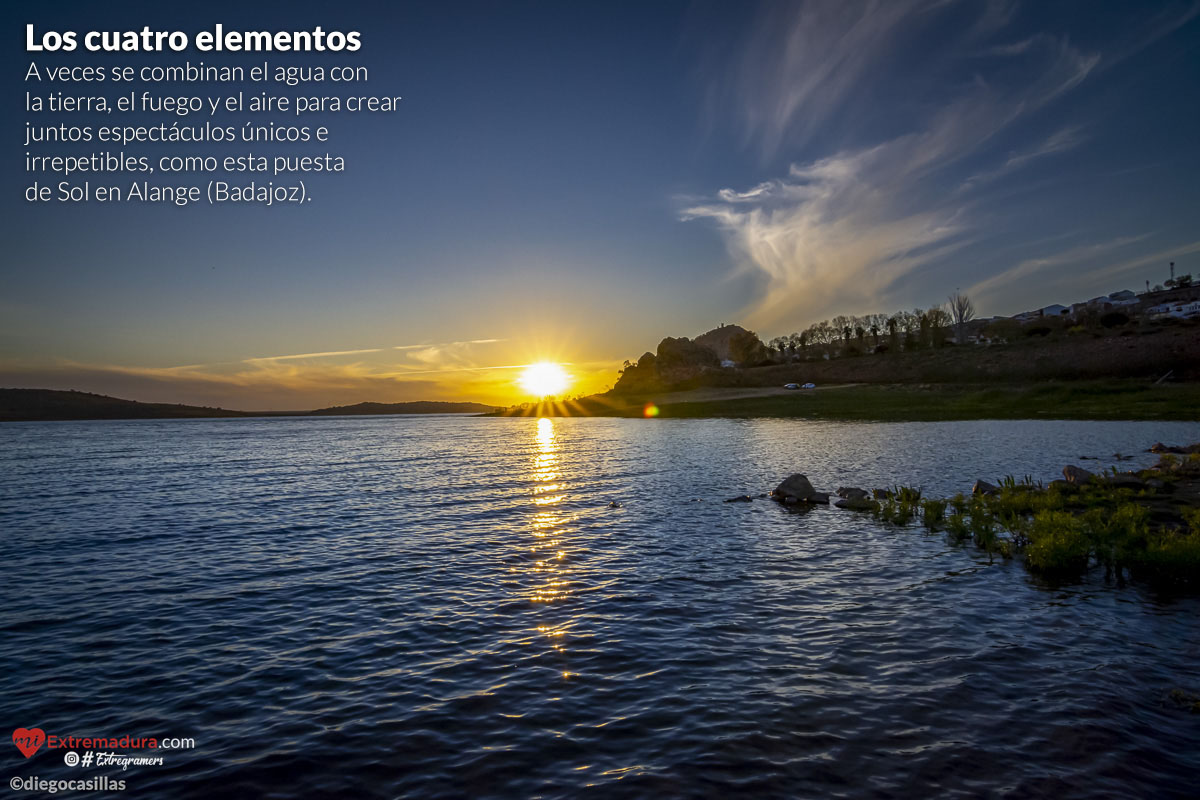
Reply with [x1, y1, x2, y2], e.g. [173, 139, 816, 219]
[1015, 304, 1069, 322]
[1150, 300, 1200, 319]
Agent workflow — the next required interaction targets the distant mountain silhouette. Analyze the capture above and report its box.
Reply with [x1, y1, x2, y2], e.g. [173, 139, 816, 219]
[0, 389, 499, 422]
[309, 401, 498, 415]
[0, 389, 246, 422]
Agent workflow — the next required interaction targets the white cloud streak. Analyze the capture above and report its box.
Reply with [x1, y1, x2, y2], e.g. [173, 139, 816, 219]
[685, 0, 1111, 330]
[965, 235, 1149, 300]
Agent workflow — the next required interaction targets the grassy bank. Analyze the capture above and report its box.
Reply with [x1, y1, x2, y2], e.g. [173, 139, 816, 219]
[847, 452, 1200, 587]
[494, 381, 1200, 421]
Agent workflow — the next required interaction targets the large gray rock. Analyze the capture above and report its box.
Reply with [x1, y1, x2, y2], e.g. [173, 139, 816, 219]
[1063, 465, 1096, 485]
[772, 474, 829, 504]
[972, 480, 999, 496]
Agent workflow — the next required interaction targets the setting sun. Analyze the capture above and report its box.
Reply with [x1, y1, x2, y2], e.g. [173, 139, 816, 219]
[518, 362, 571, 397]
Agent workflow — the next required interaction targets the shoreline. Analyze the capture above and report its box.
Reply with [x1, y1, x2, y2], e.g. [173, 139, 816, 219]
[488, 381, 1200, 422]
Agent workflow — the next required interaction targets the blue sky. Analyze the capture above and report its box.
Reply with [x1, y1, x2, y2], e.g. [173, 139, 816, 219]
[3, 1, 1198, 407]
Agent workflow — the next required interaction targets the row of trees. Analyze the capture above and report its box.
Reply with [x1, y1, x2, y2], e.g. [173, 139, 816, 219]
[765, 293, 976, 360]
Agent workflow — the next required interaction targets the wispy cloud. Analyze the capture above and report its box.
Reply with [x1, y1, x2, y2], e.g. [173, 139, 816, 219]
[718, 0, 938, 159]
[961, 126, 1087, 189]
[1087, 240, 1200, 285]
[685, 0, 1114, 329]
[244, 347, 386, 363]
[966, 235, 1150, 300]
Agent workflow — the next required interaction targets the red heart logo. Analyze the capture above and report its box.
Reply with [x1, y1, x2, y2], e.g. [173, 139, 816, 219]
[12, 728, 45, 758]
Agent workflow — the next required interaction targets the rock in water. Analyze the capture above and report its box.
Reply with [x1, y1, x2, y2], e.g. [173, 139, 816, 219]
[835, 497, 875, 511]
[1063, 465, 1096, 485]
[972, 480, 1000, 496]
[772, 474, 830, 504]
[724, 495, 754, 503]
[836, 487, 869, 500]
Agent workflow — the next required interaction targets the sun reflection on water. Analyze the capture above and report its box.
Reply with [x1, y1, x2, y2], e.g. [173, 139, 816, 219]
[522, 418, 580, 679]
[528, 418, 570, 605]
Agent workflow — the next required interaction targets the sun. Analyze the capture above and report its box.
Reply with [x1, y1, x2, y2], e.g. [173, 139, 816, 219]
[518, 362, 570, 397]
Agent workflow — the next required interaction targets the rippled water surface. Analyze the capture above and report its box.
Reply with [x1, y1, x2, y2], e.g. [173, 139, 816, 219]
[2, 416, 1199, 798]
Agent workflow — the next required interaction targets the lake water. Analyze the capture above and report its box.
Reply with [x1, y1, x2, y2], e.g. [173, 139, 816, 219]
[2, 416, 1199, 798]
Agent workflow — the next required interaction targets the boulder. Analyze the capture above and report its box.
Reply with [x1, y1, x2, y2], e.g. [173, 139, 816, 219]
[836, 487, 869, 500]
[835, 497, 875, 511]
[772, 474, 828, 504]
[1063, 465, 1096, 485]
[972, 480, 999, 496]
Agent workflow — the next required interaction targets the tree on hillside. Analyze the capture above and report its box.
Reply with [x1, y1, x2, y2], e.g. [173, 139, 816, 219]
[898, 310, 920, 350]
[917, 309, 932, 349]
[887, 316, 900, 352]
[948, 291, 976, 344]
[926, 306, 952, 347]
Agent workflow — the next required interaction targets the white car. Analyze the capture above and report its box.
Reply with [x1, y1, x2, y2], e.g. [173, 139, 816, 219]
[802, 382, 816, 389]
[783, 383, 800, 390]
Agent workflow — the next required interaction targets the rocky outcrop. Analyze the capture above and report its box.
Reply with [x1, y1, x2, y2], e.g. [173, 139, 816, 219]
[693, 324, 751, 362]
[972, 480, 999, 496]
[836, 487, 869, 500]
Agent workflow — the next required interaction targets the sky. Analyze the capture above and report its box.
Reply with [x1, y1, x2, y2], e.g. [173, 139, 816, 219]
[3, 0, 1199, 409]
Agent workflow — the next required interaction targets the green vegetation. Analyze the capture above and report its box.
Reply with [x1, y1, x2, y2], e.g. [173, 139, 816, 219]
[612, 382, 1200, 421]
[864, 452, 1200, 586]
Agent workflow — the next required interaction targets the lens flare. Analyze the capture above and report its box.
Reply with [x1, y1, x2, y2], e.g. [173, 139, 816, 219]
[643, 403, 659, 417]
